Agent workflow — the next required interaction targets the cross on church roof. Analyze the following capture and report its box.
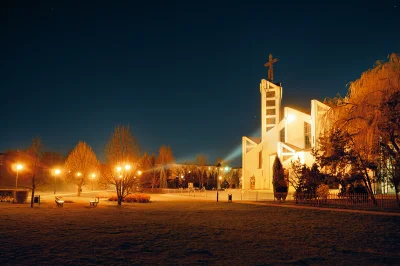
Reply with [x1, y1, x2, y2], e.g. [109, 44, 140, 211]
[264, 54, 278, 82]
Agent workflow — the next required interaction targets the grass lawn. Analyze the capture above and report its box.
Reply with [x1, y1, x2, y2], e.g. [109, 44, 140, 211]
[0, 194, 399, 265]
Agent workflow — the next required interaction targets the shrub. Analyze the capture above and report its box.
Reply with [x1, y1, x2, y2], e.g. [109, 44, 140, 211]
[124, 194, 136, 203]
[136, 194, 151, 203]
[108, 195, 118, 201]
[316, 184, 330, 199]
[108, 193, 150, 203]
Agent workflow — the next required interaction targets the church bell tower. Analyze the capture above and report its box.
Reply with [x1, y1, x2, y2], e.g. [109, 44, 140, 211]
[260, 54, 282, 142]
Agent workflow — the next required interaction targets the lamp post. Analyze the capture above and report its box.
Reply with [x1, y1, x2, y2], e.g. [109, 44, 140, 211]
[91, 173, 96, 191]
[77, 172, 82, 194]
[54, 169, 60, 194]
[117, 166, 122, 196]
[116, 164, 131, 198]
[15, 164, 23, 189]
[181, 175, 184, 188]
[216, 162, 221, 202]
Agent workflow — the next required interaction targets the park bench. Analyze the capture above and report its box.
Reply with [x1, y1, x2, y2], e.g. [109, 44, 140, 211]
[55, 196, 64, 207]
[89, 197, 99, 207]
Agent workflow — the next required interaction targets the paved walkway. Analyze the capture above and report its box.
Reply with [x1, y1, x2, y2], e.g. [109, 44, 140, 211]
[35, 191, 400, 216]
[236, 200, 400, 216]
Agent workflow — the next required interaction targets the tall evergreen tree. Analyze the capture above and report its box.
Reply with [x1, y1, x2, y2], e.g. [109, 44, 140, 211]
[273, 156, 288, 200]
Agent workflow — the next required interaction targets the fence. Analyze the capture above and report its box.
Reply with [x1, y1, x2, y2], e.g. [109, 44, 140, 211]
[159, 188, 399, 210]
[294, 192, 399, 210]
[161, 188, 208, 198]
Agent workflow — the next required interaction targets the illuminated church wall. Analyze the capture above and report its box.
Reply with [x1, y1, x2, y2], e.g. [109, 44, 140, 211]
[242, 79, 329, 191]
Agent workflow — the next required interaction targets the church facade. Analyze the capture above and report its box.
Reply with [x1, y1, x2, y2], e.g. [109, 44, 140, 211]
[241, 78, 329, 191]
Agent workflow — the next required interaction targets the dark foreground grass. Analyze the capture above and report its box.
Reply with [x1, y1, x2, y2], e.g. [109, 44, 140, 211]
[0, 196, 399, 265]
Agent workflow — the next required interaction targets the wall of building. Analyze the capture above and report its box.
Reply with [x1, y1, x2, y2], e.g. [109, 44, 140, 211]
[242, 138, 263, 190]
[284, 107, 312, 150]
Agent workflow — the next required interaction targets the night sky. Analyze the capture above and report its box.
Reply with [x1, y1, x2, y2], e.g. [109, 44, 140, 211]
[1, 1, 399, 166]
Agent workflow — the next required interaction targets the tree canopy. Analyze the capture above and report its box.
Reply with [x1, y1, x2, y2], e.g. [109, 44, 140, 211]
[318, 53, 400, 205]
[64, 141, 100, 196]
[103, 124, 140, 205]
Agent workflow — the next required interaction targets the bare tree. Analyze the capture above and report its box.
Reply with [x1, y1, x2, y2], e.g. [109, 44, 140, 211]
[102, 125, 140, 205]
[65, 141, 100, 196]
[149, 154, 158, 190]
[138, 152, 159, 189]
[157, 145, 174, 188]
[195, 154, 208, 188]
[26, 137, 44, 207]
[170, 164, 186, 187]
[186, 162, 197, 187]
[231, 168, 241, 188]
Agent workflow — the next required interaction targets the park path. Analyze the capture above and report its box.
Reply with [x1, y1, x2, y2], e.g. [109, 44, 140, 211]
[33, 191, 400, 216]
[236, 200, 400, 216]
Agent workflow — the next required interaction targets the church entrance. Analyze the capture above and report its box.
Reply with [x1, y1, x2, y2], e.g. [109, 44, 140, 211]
[250, 175, 255, 190]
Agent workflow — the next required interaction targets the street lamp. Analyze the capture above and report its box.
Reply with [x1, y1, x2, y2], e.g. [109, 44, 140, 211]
[54, 169, 60, 194]
[91, 173, 96, 191]
[15, 164, 23, 189]
[116, 164, 131, 196]
[216, 162, 221, 202]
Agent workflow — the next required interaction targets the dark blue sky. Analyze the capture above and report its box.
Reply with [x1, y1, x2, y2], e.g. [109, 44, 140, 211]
[1, 1, 399, 166]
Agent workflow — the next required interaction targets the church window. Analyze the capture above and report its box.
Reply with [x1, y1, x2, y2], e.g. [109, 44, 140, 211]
[304, 122, 311, 149]
[280, 128, 285, 142]
[266, 118, 276, 124]
[258, 151, 262, 169]
[266, 100, 275, 106]
[266, 91, 275, 98]
[266, 108, 275, 115]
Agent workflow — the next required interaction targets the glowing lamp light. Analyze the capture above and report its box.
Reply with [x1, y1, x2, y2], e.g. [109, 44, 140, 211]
[224, 166, 229, 172]
[55, 169, 61, 175]
[16, 164, 23, 170]
[286, 114, 296, 123]
[91, 173, 96, 179]
[119, 175, 122, 178]
[125, 165, 131, 170]
[138, 170, 142, 175]
[116, 166, 122, 172]
[219, 176, 222, 180]
[181, 175, 184, 179]
[77, 172, 82, 177]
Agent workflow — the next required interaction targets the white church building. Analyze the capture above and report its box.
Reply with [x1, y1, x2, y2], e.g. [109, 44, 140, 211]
[241, 77, 330, 191]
